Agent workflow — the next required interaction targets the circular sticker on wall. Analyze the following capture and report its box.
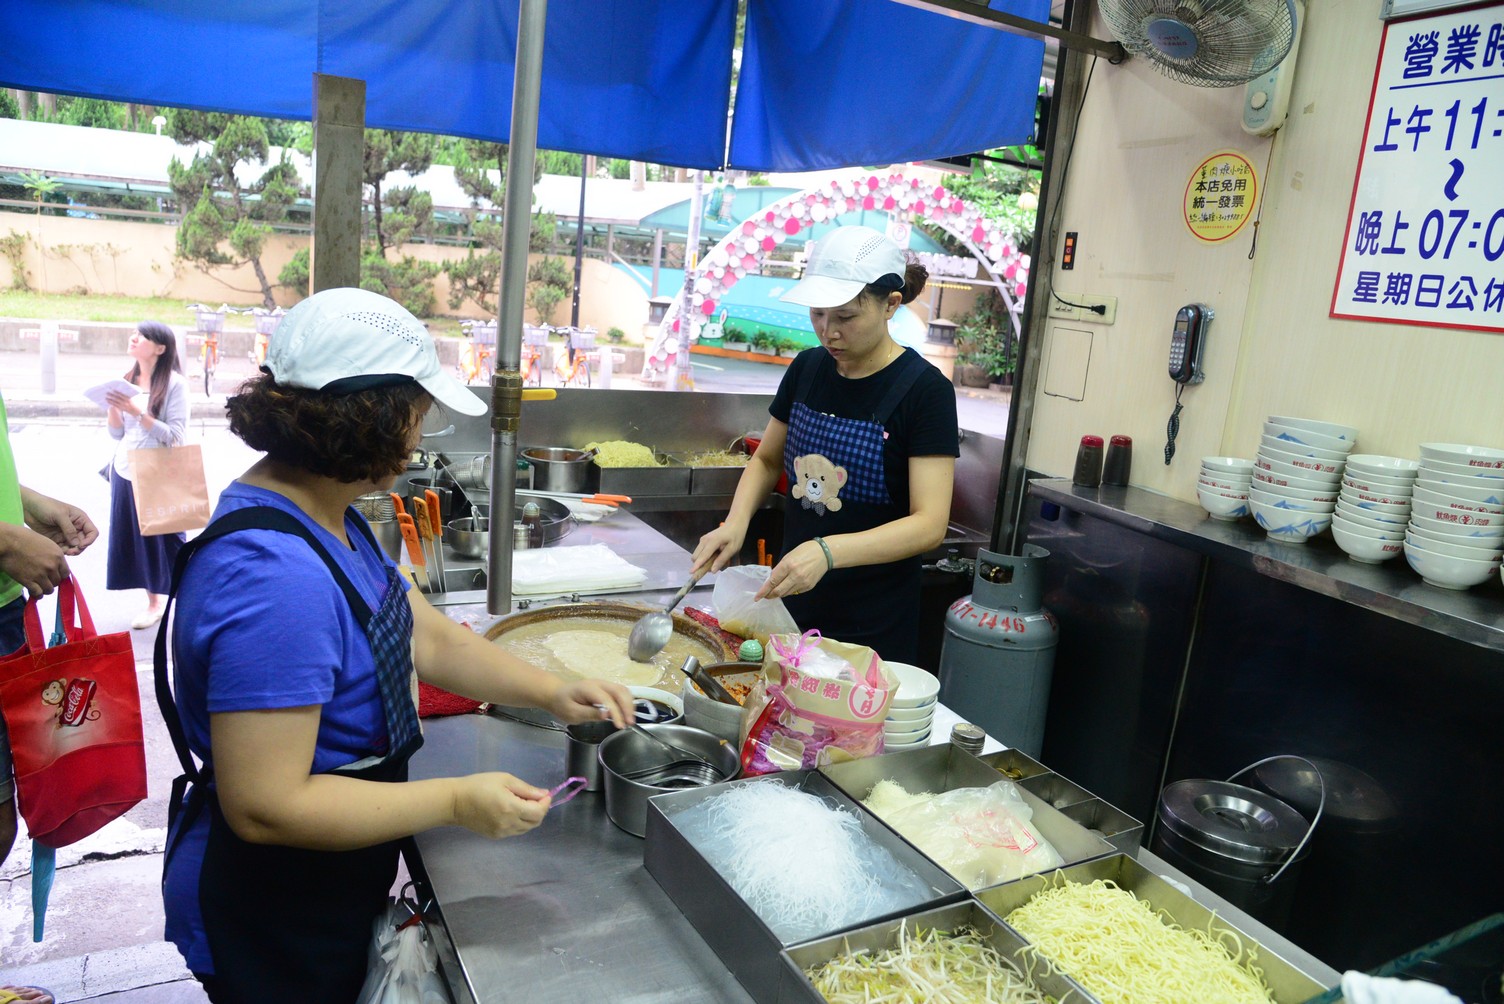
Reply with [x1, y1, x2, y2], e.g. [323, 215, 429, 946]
[1184, 150, 1258, 243]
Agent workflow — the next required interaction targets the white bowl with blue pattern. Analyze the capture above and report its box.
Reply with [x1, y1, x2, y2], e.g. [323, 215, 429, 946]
[1197, 487, 1249, 521]
[1250, 498, 1333, 544]
[1403, 538, 1502, 589]
[1264, 422, 1353, 454]
[1268, 416, 1360, 443]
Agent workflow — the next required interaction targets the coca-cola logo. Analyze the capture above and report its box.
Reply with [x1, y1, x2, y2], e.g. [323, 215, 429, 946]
[60, 678, 97, 727]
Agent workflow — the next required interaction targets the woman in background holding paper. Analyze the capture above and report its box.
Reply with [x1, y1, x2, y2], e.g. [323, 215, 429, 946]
[105, 320, 187, 630]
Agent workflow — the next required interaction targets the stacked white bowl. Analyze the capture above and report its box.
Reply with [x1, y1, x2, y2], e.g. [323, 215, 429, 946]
[1250, 416, 1356, 543]
[1403, 443, 1504, 589]
[1197, 457, 1253, 521]
[1333, 456, 1419, 564]
[882, 661, 939, 751]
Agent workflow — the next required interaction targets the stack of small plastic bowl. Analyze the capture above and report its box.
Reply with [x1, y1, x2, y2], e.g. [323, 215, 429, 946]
[1197, 457, 1254, 520]
[1250, 416, 1357, 543]
[1332, 455, 1419, 563]
[881, 661, 940, 752]
[1403, 443, 1504, 589]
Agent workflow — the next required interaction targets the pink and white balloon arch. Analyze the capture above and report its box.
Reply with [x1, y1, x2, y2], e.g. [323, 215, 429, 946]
[642, 171, 1031, 382]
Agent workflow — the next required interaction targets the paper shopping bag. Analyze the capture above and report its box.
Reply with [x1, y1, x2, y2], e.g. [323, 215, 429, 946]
[0, 577, 147, 847]
[129, 443, 210, 535]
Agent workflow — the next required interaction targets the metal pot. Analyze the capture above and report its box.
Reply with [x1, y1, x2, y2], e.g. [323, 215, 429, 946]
[446, 516, 489, 559]
[522, 447, 596, 494]
[598, 723, 739, 837]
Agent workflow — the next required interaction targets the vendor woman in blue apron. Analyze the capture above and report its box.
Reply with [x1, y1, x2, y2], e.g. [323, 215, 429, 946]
[157, 288, 634, 1004]
[691, 225, 959, 664]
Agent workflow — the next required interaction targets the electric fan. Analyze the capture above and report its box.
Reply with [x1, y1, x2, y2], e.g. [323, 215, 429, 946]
[1099, 0, 1297, 87]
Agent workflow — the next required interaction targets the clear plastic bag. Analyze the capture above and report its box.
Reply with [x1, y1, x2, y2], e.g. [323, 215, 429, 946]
[712, 564, 799, 645]
[356, 894, 449, 1004]
[879, 780, 1064, 889]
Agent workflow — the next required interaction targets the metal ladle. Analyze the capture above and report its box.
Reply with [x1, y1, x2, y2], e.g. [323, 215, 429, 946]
[626, 570, 703, 662]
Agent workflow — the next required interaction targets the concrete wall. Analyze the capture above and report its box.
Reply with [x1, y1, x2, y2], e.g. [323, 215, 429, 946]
[0, 213, 654, 335]
[1025, 0, 1504, 501]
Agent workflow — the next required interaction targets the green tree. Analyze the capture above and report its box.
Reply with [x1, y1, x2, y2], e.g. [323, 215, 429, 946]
[359, 129, 442, 315]
[0, 91, 19, 119]
[444, 139, 553, 313]
[525, 256, 571, 326]
[165, 110, 302, 307]
[58, 97, 123, 129]
[938, 153, 1041, 252]
[18, 171, 58, 288]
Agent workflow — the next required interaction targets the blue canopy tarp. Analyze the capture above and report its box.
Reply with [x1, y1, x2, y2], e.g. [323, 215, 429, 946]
[0, 0, 1047, 172]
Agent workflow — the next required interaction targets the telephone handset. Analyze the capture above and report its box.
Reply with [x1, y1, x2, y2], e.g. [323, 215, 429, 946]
[1169, 303, 1212, 384]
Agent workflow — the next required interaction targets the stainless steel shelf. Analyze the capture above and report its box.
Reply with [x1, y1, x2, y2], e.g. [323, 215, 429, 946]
[1027, 478, 1504, 655]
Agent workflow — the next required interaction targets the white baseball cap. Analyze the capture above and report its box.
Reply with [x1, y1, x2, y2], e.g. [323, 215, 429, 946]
[780, 225, 908, 309]
[263, 287, 487, 416]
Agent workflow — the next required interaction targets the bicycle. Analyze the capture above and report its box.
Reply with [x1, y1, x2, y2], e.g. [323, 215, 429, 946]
[521, 324, 549, 386]
[249, 305, 286, 369]
[185, 303, 230, 395]
[458, 319, 497, 385]
[553, 325, 597, 388]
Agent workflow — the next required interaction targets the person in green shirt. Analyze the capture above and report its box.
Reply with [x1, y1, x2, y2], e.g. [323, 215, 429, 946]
[0, 390, 99, 906]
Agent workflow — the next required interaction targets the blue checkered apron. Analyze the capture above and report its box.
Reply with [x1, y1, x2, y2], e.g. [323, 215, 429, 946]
[779, 349, 927, 662]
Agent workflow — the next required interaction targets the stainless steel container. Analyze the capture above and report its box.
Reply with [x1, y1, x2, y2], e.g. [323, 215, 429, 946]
[1151, 756, 1323, 930]
[643, 770, 967, 1003]
[598, 723, 738, 837]
[368, 518, 403, 562]
[977, 853, 1329, 1003]
[522, 447, 594, 493]
[564, 719, 617, 792]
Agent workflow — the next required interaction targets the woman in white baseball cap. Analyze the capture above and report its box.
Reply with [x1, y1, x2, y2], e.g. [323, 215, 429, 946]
[690, 226, 960, 664]
[156, 288, 634, 1002]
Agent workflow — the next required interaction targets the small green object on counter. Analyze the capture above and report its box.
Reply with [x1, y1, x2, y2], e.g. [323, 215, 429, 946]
[738, 639, 763, 662]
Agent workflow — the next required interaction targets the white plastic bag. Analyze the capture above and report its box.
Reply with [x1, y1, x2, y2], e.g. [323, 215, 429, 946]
[878, 780, 1064, 889]
[711, 564, 799, 645]
[356, 897, 450, 1004]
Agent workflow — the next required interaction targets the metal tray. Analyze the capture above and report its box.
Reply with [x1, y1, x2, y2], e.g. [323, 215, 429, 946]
[818, 745, 1117, 891]
[1019, 770, 1096, 811]
[643, 770, 967, 1004]
[780, 898, 1095, 1003]
[663, 451, 752, 496]
[977, 854, 1330, 1004]
[1060, 797, 1146, 855]
[591, 455, 692, 497]
[979, 747, 1052, 781]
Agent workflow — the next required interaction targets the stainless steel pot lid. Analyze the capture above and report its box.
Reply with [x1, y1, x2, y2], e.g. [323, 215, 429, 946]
[1252, 756, 1397, 833]
[1158, 778, 1311, 865]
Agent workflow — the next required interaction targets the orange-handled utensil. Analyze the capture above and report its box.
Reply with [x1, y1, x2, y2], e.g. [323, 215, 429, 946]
[389, 492, 408, 518]
[396, 514, 429, 589]
[423, 489, 447, 592]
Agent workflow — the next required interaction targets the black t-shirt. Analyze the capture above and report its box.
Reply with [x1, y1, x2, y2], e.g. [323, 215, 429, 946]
[767, 347, 959, 662]
[770, 347, 961, 497]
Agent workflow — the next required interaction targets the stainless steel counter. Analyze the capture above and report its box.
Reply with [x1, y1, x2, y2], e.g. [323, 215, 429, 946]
[407, 713, 1340, 1004]
[407, 505, 1343, 1002]
[1029, 478, 1504, 654]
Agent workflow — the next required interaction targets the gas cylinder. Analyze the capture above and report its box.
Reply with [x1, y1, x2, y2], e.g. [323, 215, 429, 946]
[938, 545, 1058, 759]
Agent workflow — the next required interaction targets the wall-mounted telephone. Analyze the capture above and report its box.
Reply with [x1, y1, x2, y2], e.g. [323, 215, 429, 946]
[1169, 303, 1212, 384]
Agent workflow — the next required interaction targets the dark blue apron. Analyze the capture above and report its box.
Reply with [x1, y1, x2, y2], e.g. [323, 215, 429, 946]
[780, 348, 926, 663]
[154, 506, 423, 1003]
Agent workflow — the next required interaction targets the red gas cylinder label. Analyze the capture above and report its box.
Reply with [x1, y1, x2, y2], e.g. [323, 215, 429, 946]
[948, 598, 1027, 634]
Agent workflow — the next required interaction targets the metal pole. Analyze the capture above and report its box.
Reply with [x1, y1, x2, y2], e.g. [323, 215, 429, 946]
[487, 0, 547, 616]
[571, 155, 586, 331]
[672, 170, 705, 391]
[39, 321, 57, 394]
[991, 0, 1091, 555]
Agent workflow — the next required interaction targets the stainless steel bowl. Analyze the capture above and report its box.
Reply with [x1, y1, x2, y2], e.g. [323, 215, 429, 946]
[446, 516, 489, 559]
[599, 723, 739, 837]
[522, 446, 595, 493]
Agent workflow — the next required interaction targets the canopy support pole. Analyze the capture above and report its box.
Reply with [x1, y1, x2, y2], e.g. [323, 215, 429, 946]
[991, 0, 1094, 555]
[310, 73, 365, 292]
[487, 0, 548, 616]
[890, 0, 1127, 63]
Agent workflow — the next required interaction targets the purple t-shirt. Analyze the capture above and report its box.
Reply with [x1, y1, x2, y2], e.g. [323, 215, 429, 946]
[164, 482, 402, 974]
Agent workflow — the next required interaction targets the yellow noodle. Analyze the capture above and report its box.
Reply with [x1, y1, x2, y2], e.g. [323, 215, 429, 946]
[584, 440, 661, 467]
[686, 450, 751, 468]
[1005, 879, 1276, 1004]
[806, 923, 1051, 1004]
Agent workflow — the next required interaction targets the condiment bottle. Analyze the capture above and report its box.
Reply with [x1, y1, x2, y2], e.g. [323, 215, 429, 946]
[521, 502, 543, 547]
[1072, 435, 1104, 488]
[1103, 435, 1133, 486]
[512, 520, 532, 550]
[951, 723, 986, 755]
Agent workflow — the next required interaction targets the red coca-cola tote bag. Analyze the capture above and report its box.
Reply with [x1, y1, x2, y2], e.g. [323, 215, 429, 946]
[0, 576, 147, 847]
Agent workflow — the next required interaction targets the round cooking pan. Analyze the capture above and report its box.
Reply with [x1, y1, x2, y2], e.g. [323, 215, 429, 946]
[522, 446, 597, 494]
[484, 602, 735, 730]
[446, 497, 575, 557]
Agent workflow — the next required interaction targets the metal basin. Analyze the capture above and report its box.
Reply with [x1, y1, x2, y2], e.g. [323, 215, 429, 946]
[522, 446, 595, 493]
[599, 723, 739, 837]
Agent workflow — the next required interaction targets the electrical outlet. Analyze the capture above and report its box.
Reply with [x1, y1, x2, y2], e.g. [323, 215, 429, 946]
[1048, 297, 1080, 321]
[1074, 294, 1117, 325]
